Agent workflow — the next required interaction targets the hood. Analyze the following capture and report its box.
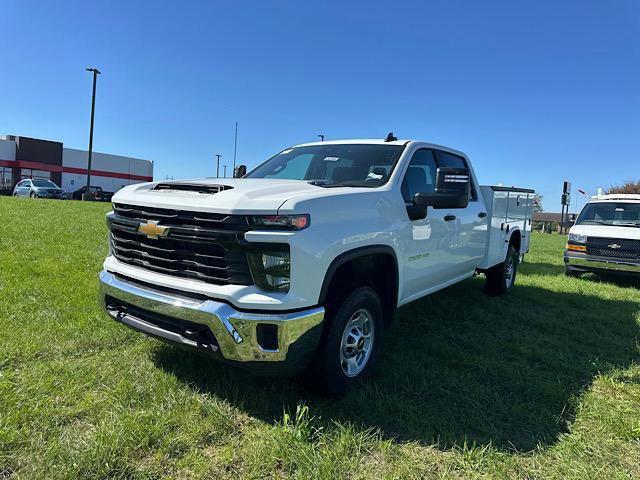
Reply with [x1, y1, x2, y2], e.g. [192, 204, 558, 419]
[570, 223, 640, 240]
[111, 178, 331, 214]
[36, 187, 64, 193]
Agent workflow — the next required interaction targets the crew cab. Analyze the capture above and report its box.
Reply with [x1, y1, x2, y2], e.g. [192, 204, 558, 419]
[98, 137, 534, 394]
[564, 194, 640, 277]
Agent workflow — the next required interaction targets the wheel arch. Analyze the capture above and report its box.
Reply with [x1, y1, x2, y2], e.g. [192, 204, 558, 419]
[508, 228, 522, 254]
[318, 245, 399, 327]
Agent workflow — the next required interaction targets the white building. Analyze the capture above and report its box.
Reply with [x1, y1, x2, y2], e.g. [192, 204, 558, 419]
[0, 135, 153, 195]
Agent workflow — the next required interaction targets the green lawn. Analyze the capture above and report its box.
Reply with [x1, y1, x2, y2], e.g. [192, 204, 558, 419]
[1, 196, 639, 479]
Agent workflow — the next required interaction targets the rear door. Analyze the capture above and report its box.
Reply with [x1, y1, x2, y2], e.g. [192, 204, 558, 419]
[17, 180, 30, 196]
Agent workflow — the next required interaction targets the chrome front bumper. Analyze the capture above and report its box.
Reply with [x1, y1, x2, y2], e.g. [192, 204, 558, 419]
[564, 252, 640, 274]
[98, 270, 325, 368]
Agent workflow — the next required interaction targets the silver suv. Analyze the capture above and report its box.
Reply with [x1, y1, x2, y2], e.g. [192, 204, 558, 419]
[12, 179, 65, 199]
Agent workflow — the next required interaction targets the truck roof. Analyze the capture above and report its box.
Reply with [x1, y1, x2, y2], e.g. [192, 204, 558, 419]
[291, 138, 469, 158]
[588, 194, 640, 202]
[294, 138, 410, 147]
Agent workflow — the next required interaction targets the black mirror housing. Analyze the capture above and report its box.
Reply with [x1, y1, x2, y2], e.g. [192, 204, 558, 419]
[234, 165, 247, 178]
[413, 167, 470, 209]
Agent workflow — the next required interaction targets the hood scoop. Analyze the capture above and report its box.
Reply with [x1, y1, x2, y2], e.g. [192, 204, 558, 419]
[153, 182, 233, 194]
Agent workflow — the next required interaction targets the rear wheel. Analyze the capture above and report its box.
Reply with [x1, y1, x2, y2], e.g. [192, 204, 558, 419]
[311, 287, 383, 396]
[486, 245, 519, 295]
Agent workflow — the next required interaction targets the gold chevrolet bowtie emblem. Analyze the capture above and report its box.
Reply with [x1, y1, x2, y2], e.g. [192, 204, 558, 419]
[138, 220, 169, 239]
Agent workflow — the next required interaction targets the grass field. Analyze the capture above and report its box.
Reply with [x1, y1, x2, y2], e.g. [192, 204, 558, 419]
[1, 196, 639, 479]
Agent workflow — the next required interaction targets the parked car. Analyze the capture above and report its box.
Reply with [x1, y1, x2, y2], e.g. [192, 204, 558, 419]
[12, 179, 65, 199]
[98, 137, 534, 394]
[564, 194, 640, 277]
[72, 185, 114, 202]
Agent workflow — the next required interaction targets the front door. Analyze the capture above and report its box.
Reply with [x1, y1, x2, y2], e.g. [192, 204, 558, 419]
[398, 148, 454, 301]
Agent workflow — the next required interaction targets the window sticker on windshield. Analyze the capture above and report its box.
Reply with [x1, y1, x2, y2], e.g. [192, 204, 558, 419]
[280, 149, 293, 155]
[615, 208, 624, 211]
[323, 156, 340, 162]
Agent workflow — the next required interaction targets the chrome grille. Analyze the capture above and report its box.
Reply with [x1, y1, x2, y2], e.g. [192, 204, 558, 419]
[109, 204, 253, 285]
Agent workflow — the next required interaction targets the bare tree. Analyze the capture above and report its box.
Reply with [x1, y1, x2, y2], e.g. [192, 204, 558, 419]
[607, 180, 640, 194]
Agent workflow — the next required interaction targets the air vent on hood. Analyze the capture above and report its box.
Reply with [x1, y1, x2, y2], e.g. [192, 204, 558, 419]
[153, 182, 233, 194]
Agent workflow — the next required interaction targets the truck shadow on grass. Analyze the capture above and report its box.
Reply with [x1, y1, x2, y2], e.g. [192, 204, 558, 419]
[152, 273, 640, 452]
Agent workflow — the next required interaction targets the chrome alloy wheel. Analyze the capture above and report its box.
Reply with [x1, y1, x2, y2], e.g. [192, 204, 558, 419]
[505, 254, 515, 289]
[339, 308, 374, 377]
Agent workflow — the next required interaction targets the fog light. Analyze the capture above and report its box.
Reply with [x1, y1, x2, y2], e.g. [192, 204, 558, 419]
[256, 324, 279, 351]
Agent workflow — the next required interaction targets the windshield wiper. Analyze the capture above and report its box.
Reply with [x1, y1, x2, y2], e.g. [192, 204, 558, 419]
[308, 180, 383, 188]
[615, 223, 640, 228]
[307, 180, 334, 187]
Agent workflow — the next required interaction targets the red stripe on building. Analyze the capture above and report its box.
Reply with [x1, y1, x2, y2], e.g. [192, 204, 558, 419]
[0, 159, 152, 182]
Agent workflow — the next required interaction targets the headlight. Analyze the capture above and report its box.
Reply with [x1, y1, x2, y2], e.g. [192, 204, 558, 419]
[247, 247, 290, 292]
[568, 233, 587, 243]
[248, 214, 310, 230]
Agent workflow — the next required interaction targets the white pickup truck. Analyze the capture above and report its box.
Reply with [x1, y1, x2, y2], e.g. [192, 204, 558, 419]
[565, 194, 640, 277]
[99, 137, 534, 394]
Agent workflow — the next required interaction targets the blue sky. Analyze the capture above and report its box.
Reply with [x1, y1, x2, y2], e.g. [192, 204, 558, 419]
[2, 0, 638, 212]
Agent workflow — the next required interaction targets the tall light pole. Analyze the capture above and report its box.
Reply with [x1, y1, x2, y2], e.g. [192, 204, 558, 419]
[215, 154, 221, 178]
[223, 165, 227, 178]
[575, 189, 587, 217]
[317, 134, 325, 142]
[233, 122, 238, 172]
[84, 67, 101, 200]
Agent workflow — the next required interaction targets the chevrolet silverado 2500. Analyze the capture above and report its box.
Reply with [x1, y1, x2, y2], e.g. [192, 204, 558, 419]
[564, 194, 640, 277]
[99, 137, 534, 394]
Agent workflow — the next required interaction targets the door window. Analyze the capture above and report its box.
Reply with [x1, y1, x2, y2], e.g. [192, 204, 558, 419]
[401, 149, 437, 203]
[434, 150, 477, 201]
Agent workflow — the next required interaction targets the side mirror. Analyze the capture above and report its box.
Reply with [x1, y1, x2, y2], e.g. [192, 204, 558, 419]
[413, 167, 470, 209]
[234, 165, 247, 178]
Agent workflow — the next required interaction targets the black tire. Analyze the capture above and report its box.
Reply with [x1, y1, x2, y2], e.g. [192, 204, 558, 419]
[485, 245, 518, 295]
[565, 266, 579, 277]
[30, 192, 37, 198]
[311, 287, 384, 396]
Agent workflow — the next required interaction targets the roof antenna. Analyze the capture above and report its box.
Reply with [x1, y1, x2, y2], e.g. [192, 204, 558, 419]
[384, 132, 397, 142]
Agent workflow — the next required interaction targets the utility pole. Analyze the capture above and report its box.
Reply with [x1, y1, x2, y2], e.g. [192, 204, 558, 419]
[223, 165, 227, 178]
[84, 67, 101, 200]
[233, 122, 238, 172]
[215, 154, 221, 178]
[317, 134, 325, 142]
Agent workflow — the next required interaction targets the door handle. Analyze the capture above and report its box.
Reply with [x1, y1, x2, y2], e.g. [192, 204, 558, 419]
[444, 214, 456, 222]
[478, 212, 487, 218]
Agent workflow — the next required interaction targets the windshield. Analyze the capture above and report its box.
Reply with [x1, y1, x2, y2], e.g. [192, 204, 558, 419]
[32, 180, 59, 188]
[576, 202, 640, 227]
[246, 144, 406, 187]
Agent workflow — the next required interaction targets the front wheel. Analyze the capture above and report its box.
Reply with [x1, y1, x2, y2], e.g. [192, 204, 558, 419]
[30, 192, 37, 198]
[311, 287, 383, 396]
[565, 266, 580, 277]
[485, 245, 518, 295]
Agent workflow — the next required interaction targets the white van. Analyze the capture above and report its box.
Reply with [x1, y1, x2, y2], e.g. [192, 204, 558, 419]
[565, 194, 640, 277]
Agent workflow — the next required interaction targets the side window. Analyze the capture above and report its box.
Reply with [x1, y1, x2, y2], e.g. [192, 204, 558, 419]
[434, 150, 477, 201]
[401, 149, 437, 203]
